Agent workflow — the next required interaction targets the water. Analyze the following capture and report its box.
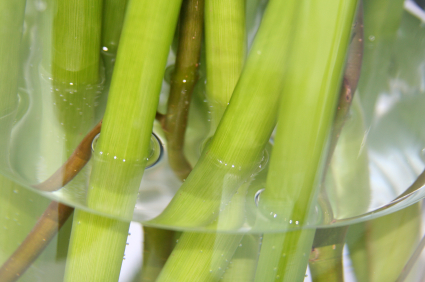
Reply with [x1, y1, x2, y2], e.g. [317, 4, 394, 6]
[1, 1, 425, 281]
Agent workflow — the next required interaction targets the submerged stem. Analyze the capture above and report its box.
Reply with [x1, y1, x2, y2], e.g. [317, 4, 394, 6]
[64, 0, 183, 280]
[164, 0, 204, 180]
[0, 119, 102, 280]
[0, 202, 73, 282]
[32, 121, 102, 192]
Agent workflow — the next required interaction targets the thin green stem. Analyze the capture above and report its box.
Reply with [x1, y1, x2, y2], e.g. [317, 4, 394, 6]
[309, 227, 348, 282]
[139, 227, 176, 282]
[164, 0, 205, 181]
[205, 0, 246, 133]
[97, 0, 129, 120]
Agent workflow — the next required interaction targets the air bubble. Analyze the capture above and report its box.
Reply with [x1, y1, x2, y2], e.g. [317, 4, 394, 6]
[91, 132, 163, 169]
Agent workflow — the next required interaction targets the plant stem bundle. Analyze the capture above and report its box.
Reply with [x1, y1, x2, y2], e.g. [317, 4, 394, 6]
[0, 0, 420, 281]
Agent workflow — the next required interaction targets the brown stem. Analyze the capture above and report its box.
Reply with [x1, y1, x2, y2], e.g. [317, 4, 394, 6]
[309, 4, 364, 282]
[163, 0, 204, 181]
[325, 2, 364, 168]
[0, 120, 103, 280]
[0, 202, 74, 282]
[32, 120, 102, 192]
[155, 112, 166, 127]
[139, 4, 205, 280]
[139, 226, 177, 282]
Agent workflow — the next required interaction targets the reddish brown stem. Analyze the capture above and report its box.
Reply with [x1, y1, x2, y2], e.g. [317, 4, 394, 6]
[0, 121, 103, 281]
[326, 4, 364, 167]
[32, 120, 102, 192]
[0, 202, 74, 282]
[163, 0, 204, 181]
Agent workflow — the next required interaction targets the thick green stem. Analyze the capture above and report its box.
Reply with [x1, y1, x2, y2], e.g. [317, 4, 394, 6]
[0, 0, 25, 117]
[0, 0, 26, 171]
[155, 180, 252, 282]
[205, 0, 246, 133]
[164, 0, 204, 180]
[254, 0, 358, 281]
[50, 0, 103, 148]
[151, 0, 298, 228]
[64, 0, 182, 280]
[357, 0, 405, 122]
[309, 6, 366, 279]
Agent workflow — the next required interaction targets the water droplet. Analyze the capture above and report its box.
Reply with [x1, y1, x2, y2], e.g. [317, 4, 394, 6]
[200, 250, 203, 253]
[218, 267, 221, 270]
[13, 189, 18, 194]
[289, 220, 292, 224]
[209, 270, 212, 273]
[295, 221, 299, 225]
[274, 267, 277, 271]
[69, 82, 73, 85]
[239, 244, 242, 247]
[102, 46, 109, 51]
[368, 35, 375, 41]
[114, 156, 117, 159]
[78, 221, 81, 225]
[273, 214, 277, 218]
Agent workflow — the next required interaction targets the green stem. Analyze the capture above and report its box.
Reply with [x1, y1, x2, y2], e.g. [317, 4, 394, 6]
[221, 234, 260, 282]
[50, 0, 103, 148]
[347, 203, 422, 282]
[0, 0, 25, 116]
[205, 0, 246, 133]
[0, 0, 26, 170]
[309, 227, 348, 282]
[254, 0, 359, 281]
[150, 0, 297, 228]
[309, 5, 365, 281]
[164, 0, 204, 180]
[64, 0, 182, 280]
[138, 227, 176, 282]
[97, 0, 129, 120]
[357, 0, 405, 122]
[155, 180, 252, 282]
